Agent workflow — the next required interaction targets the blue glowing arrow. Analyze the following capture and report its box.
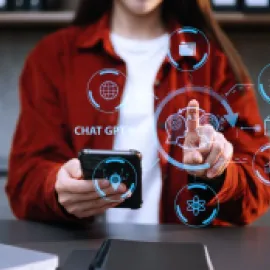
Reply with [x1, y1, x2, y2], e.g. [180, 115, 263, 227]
[224, 113, 239, 127]
[221, 100, 238, 127]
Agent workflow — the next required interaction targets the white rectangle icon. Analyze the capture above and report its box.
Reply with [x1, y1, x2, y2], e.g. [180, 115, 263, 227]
[179, 42, 196, 57]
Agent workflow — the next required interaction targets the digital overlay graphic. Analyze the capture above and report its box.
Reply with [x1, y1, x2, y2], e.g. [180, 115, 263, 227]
[174, 183, 219, 228]
[167, 27, 210, 72]
[165, 107, 219, 151]
[252, 143, 270, 185]
[92, 157, 138, 202]
[258, 64, 270, 104]
[155, 86, 238, 171]
[87, 68, 126, 113]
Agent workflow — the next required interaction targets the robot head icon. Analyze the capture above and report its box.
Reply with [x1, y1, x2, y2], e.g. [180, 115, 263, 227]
[165, 107, 219, 150]
[165, 114, 187, 145]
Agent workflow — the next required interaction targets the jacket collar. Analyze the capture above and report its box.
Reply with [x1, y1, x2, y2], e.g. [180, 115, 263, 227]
[75, 12, 202, 62]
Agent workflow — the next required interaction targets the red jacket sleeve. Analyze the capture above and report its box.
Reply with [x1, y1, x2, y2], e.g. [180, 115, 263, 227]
[6, 36, 76, 222]
[210, 47, 270, 226]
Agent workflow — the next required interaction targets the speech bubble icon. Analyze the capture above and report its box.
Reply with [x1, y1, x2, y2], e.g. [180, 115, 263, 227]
[165, 113, 187, 145]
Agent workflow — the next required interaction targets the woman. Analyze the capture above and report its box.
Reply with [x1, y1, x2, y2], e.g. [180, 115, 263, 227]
[6, 0, 270, 226]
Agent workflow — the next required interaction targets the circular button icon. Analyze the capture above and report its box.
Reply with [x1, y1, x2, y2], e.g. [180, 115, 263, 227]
[165, 107, 213, 152]
[252, 143, 270, 185]
[99, 81, 119, 100]
[87, 69, 126, 113]
[168, 27, 210, 72]
[258, 64, 270, 104]
[93, 157, 137, 202]
[174, 183, 219, 228]
[155, 86, 237, 172]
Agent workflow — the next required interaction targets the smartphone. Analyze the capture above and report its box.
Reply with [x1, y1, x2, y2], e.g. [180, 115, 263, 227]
[78, 149, 143, 209]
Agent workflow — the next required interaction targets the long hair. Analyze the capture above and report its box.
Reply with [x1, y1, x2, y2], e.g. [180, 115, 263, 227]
[73, 0, 249, 83]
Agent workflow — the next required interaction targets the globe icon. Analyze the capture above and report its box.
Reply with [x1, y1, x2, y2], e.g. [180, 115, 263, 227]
[100, 81, 119, 100]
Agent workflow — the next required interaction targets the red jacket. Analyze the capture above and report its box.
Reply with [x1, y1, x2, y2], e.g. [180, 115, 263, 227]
[6, 14, 270, 226]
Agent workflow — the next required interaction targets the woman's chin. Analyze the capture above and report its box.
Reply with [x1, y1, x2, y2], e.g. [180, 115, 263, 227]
[122, 0, 163, 16]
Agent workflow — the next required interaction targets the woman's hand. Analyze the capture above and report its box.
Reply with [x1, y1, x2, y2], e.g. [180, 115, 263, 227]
[55, 159, 126, 219]
[183, 100, 233, 179]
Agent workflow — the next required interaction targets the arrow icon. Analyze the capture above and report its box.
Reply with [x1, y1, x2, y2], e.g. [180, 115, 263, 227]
[221, 100, 238, 127]
[224, 113, 239, 127]
[109, 173, 122, 191]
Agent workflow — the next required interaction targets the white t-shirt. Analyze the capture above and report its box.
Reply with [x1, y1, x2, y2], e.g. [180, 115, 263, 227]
[106, 33, 169, 224]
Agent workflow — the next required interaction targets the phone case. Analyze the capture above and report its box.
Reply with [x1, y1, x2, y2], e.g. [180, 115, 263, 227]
[78, 149, 143, 209]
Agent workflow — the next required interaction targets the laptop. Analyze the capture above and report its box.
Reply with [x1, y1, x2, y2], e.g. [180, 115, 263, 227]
[89, 239, 214, 270]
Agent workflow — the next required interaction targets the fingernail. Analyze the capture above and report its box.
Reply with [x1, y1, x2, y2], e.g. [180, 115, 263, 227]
[207, 171, 214, 178]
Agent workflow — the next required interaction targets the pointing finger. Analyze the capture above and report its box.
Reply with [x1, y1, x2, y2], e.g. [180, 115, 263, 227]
[186, 99, 200, 132]
[197, 124, 216, 153]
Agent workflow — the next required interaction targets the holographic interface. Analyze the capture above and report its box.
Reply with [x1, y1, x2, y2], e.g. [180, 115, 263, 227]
[252, 143, 270, 185]
[167, 27, 210, 72]
[155, 86, 238, 171]
[258, 64, 270, 105]
[92, 157, 138, 202]
[186, 195, 206, 216]
[87, 68, 126, 113]
[174, 183, 219, 228]
[165, 107, 220, 151]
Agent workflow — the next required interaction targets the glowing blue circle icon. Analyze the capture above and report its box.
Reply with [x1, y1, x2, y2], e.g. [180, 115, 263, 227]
[155, 86, 238, 171]
[168, 27, 210, 72]
[92, 157, 137, 202]
[87, 69, 126, 113]
[165, 107, 214, 152]
[258, 64, 270, 104]
[174, 183, 219, 228]
[252, 143, 270, 185]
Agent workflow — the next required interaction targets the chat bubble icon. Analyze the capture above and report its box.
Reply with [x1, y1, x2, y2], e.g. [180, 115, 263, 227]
[165, 113, 187, 145]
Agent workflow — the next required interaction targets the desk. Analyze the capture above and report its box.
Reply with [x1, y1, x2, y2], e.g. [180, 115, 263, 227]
[0, 220, 269, 269]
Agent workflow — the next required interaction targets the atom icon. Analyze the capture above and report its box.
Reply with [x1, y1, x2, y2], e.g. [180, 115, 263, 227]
[186, 195, 206, 216]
